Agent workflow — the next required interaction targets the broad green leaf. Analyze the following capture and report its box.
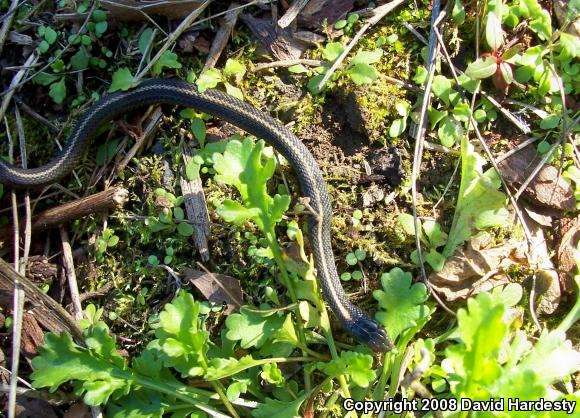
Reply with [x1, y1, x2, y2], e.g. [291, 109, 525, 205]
[152, 51, 181, 76]
[252, 395, 307, 418]
[323, 42, 344, 61]
[423, 220, 447, 248]
[71, 49, 89, 71]
[428, 108, 448, 128]
[389, 118, 406, 137]
[465, 56, 497, 79]
[540, 114, 561, 129]
[413, 66, 428, 85]
[437, 116, 461, 147]
[288, 64, 308, 74]
[224, 82, 244, 100]
[49, 78, 66, 104]
[33, 72, 59, 86]
[452, 101, 470, 122]
[431, 75, 452, 105]
[348, 62, 378, 85]
[425, 249, 446, 272]
[138, 28, 154, 55]
[109, 68, 138, 92]
[223, 58, 246, 77]
[44, 26, 58, 44]
[499, 62, 513, 84]
[485, 12, 504, 50]
[225, 306, 285, 349]
[196, 68, 222, 92]
[185, 158, 200, 181]
[452, 0, 465, 24]
[153, 292, 208, 377]
[443, 136, 509, 257]
[373, 267, 429, 340]
[191, 117, 206, 145]
[350, 49, 382, 66]
[176, 222, 194, 237]
[216, 199, 258, 224]
[316, 351, 376, 387]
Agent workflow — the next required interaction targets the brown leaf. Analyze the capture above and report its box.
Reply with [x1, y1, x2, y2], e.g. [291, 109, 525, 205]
[21, 313, 45, 361]
[15, 396, 58, 418]
[298, 0, 356, 28]
[497, 139, 575, 212]
[63, 403, 91, 418]
[429, 233, 526, 301]
[555, 215, 580, 293]
[185, 268, 243, 314]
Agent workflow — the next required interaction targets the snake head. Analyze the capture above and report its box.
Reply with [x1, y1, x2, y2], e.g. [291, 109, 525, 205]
[346, 317, 392, 352]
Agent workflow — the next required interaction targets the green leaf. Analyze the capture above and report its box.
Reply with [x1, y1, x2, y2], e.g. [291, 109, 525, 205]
[334, 19, 347, 29]
[428, 108, 448, 128]
[316, 351, 376, 387]
[425, 249, 446, 272]
[465, 56, 498, 79]
[205, 355, 262, 380]
[95, 21, 107, 37]
[252, 396, 307, 418]
[49, 78, 67, 104]
[322, 42, 344, 61]
[389, 118, 406, 138]
[191, 117, 206, 146]
[185, 158, 200, 181]
[423, 220, 447, 248]
[196, 69, 222, 92]
[413, 66, 428, 85]
[373, 267, 429, 340]
[153, 292, 208, 377]
[540, 114, 561, 129]
[431, 75, 452, 105]
[437, 116, 461, 148]
[31, 330, 129, 405]
[109, 68, 138, 92]
[176, 222, 193, 237]
[348, 62, 378, 85]
[225, 306, 285, 349]
[442, 136, 509, 257]
[38, 40, 50, 53]
[452, 0, 465, 24]
[71, 49, 89, 71]
[223, 58, 246, 77]
[216, 200, 257, 224]
[288, 64, 308, 74]
[350, 49, 382, 66]
[44, 26, 57, 44]
[152, 51, 181, 76]
[224, 82, 244, 100]
[138, 28, 154, 55]
[485, 12, 504, 50]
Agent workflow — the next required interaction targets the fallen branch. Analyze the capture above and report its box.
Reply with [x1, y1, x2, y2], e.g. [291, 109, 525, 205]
[0, 187, 129, 246]
[277, 0, 309, 28]
[202, 3, 241, 73]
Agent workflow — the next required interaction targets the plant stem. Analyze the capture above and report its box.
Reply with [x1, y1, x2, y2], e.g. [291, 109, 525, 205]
[266, 228, 312, 392]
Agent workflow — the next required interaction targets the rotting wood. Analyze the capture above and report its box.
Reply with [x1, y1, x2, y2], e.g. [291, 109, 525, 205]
[179, 147, 211, 262]
[202, 3, 242, 73]
[0, 187, 129, 247]
[0, 258, 83, 341]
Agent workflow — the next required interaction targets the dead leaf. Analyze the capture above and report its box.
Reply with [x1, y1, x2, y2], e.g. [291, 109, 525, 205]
[497, 139, 575, 212]
[103, 0, 204, 21]
[429, 233, 526, 301]
[298, 0, 356, 28]
[15, 396, 58, 418]
[185, 268, 243, 314]
[21, 313, 45, 361]
[63, 403, 91, 418]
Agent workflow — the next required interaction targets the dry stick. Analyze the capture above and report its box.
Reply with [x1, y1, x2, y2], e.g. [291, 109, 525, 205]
[5, 115, 25, 418]
[495, 135, 541, 164]
[14, 106, 31, 274]
[410, 1, 441, 286]
[99, 0, 169, 36]
[135, 0, 213, 80]
[0, 187, 129, 245]
[254, 58, 324, 71]
[0, 0, 19, 55]
[59, 228, 83, 321]
[0, 258, 84, 340]
[277, 0, 309, 28]
[13, 97, 59, 133]
[316, 0, 408, 91]
[0, 52, 38, 123]
[136, 28, 158, 76]
[202, 3, 242, 73]
[180, 147, 211, 262]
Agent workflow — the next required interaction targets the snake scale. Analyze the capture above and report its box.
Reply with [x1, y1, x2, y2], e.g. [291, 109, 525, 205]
[0, 79, 391, 352]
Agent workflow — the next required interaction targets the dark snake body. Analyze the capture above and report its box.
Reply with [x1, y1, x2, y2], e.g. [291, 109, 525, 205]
[0, 79, 391, 352]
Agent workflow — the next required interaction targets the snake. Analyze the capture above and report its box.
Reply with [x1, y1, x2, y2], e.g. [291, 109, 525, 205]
[0, 79, 392, 352]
